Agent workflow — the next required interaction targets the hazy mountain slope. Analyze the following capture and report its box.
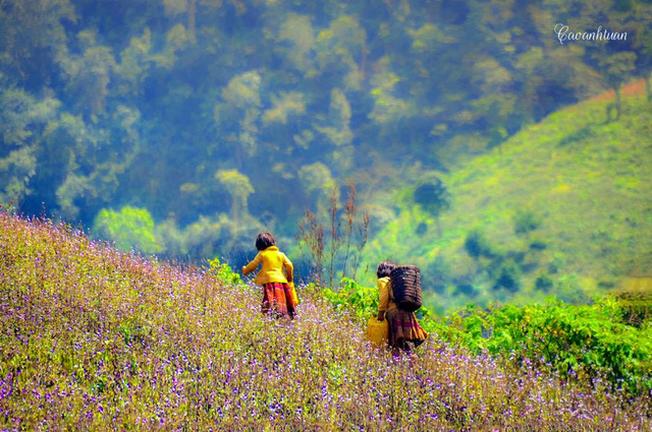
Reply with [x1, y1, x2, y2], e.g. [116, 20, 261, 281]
[363, 80, 652, 310]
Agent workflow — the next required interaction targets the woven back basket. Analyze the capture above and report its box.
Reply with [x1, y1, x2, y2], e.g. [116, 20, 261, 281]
[389, 265, 422, 312]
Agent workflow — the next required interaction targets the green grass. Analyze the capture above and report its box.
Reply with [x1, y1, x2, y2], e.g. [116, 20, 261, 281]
[363, 82, 652, 310]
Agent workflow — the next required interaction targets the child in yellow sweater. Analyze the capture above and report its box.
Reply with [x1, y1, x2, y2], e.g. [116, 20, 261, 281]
[242, 232, 296, 319]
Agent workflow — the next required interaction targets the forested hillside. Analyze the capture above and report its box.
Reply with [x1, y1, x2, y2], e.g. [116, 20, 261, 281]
[1, 0, 651, 282]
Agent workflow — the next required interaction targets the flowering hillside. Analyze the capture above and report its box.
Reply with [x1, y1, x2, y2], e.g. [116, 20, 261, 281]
[0, 212, 649, 430]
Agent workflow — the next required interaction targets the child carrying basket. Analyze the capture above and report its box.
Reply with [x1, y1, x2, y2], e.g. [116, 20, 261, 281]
[369, 261, 428, 352]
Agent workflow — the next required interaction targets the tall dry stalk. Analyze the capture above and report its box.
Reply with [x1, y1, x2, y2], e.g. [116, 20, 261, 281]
[327, 187, 340, 288]
[299, 182, 370, 287]
[298, 210, 325, 284]
[351, 209, 370, 281]
[341, 181, 356, 280]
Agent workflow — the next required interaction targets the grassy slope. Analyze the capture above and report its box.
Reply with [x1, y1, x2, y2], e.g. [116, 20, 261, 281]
[1, 213, 649, 430]
[363, 80, 652, 310]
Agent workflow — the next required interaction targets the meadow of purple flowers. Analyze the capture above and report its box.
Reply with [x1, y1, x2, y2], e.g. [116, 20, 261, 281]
[0, 212, 650, 430]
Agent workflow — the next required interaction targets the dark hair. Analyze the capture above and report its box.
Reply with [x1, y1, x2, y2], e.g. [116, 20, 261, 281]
[376, 261, 396, 278]
[255, 231, 276, 251]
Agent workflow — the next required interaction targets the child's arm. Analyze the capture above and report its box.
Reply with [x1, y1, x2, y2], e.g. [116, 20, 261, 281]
[282, 253, 294, 283]
[377, 278, 390, 321]
[242, 253, 262, 276]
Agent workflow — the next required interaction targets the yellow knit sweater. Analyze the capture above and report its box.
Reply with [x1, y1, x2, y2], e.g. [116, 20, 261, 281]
[242, 246, 294, 285]
[377, 276, 398, 318]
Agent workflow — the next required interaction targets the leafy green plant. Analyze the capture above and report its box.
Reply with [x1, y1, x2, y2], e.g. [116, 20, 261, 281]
[322, 277, 379, 320]
[207, 257, 242, 286]
[438, 298, 652, 394]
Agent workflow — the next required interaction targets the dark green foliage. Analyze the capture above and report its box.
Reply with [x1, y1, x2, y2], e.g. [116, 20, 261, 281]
[547, 262, 559, 274]
[464, 230, 494, 259]
[535, 274, 554, 292]
[513, 210, 541, 236]
[460, 299, 652, 395]
[455, 283, 477, 297]
[596, 51, 637, 121]
[558, 126, 594, 147]
[414, 179, 450, 217]
[424, 255, 450, 294]
[529, 239, 547, 251]
[322, 277, 379, 321]
[598, 280, 617, 289]
[615, 283, 652, 327]
[492, 260, 521, 292]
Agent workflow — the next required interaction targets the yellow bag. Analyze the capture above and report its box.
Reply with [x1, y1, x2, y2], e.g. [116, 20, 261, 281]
[366, 316, 388, 347]
[288, 281, 300, 306]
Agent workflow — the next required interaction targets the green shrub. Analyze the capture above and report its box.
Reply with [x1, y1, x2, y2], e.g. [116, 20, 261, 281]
[535, 274, 554, 292]
[440, 298, 652, 394]
[322, 277, 379, 320]
[513, 210, 541, 236]
[615, 281, 652, 327]
[92, 206, 163, 254]
[413, 179, 450, 216]
[464, 230, 494, 258]
[207, 257, 242, 286]
[492, 259, 521, 292]
[529, 239, 547, 250]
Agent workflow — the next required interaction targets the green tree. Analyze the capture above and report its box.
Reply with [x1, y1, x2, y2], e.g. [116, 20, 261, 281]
[298, 162, 337, 213]
[93, 206, 163, 254]
[214, 71, 262, 166]
[276, 13, 316, 75]
[0, 88, 58, 206]
[58, 30, 117, 117]
[315, 15, 367, 91]
[215, 169, 254, 220]
[115, 28, 154, 96]
[630, 5, 652, 101]
[597, 51, 637, 121]
[0, 0, 75, 89]
[314, 88, 354, 170]
[262, 91, 306, 125]
[368, 56, 413, 125]
[513, 210, 542, 236]
[464, 230, 495, 259]
[414, 179, 450, 235]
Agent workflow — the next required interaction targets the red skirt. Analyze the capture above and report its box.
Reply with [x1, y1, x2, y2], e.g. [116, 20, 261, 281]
[261, 282, 295, 319]
[386, 308, 428, 350]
